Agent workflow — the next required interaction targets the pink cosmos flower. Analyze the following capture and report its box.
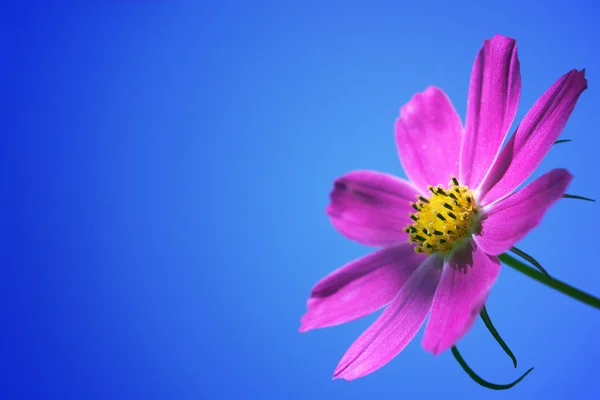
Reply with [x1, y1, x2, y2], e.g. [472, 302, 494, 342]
[299, 34, 587, 381]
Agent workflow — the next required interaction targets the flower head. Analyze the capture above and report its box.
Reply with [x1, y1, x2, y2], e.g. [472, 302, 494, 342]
[299, 34, 587, 381]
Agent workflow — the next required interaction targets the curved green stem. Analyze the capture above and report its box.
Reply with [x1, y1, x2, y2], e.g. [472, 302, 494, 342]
[480, 305, 517, 368]
[499, 253, 600, 310]
[510, 246, 550, 278]
[451, 346, 533, 390]
[553, 139, 571, 145]
[563, 194, 596, 202]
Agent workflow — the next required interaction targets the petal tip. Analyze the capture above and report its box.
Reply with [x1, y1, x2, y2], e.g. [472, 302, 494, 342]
[578, 69, 588, 88]
[332, 372, 347, 381]
[325, 202, 337, 218]
[559, 168, 573, 179]
[333, 358, 355, 380]
[423, 85, 442, 95]
[398, 87, 438, 118]
[423, 340, 449, 357]
[566, 68, 588, 90]
[325, 179, 348, 217]
[332, 370, 355, 381]
[491, 34, 516, 45]
[549, 168, 573, 188]
[421, 339, 442, 356]
[298, 310, 319, 333]
[332, 367, 345, 380]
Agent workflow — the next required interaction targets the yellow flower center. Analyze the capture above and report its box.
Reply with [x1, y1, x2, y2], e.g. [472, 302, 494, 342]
[404, 176, 479, 255]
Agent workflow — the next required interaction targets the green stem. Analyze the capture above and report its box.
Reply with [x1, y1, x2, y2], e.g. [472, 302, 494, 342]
[553, 139, 571, 145]
[562, 194, 596, 202]
[480, 305, 517, 368]
[451, 346, 533, 390]
[510, 246, 550, 278]
[499, 253, 600, 310]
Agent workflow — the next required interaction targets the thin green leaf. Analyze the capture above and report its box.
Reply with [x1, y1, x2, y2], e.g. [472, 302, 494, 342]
[451, 346, 533, 390]
[553, 139, 571, 145]
[563, 194, 596, 202]
[499, 253, 600, 310]
[510, 247, 550, 279]
[480, 305, 517, 368]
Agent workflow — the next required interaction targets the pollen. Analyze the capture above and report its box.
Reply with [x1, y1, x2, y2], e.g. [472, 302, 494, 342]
[403, 176, 479, 255]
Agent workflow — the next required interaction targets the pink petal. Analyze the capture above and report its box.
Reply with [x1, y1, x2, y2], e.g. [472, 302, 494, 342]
[477, 70, 587, 206]
[299, 244, 426, 332]
[333, 255, 443, 381]
[475, 169, 572, 256]
[326, 170, 420, 247]
[395, 86, 463, 191]
[421, 241, 500, 355]
[460, 35, 521, 190]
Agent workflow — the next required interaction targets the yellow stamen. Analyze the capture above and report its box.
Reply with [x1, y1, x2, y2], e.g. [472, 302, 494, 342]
[404, 176, 479, 255]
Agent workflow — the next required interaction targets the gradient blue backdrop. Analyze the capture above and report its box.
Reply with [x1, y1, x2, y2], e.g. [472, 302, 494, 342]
[2, 1, 599, 399]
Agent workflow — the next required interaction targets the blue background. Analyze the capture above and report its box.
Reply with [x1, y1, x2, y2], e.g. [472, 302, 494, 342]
[2, 0, 599, 398]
